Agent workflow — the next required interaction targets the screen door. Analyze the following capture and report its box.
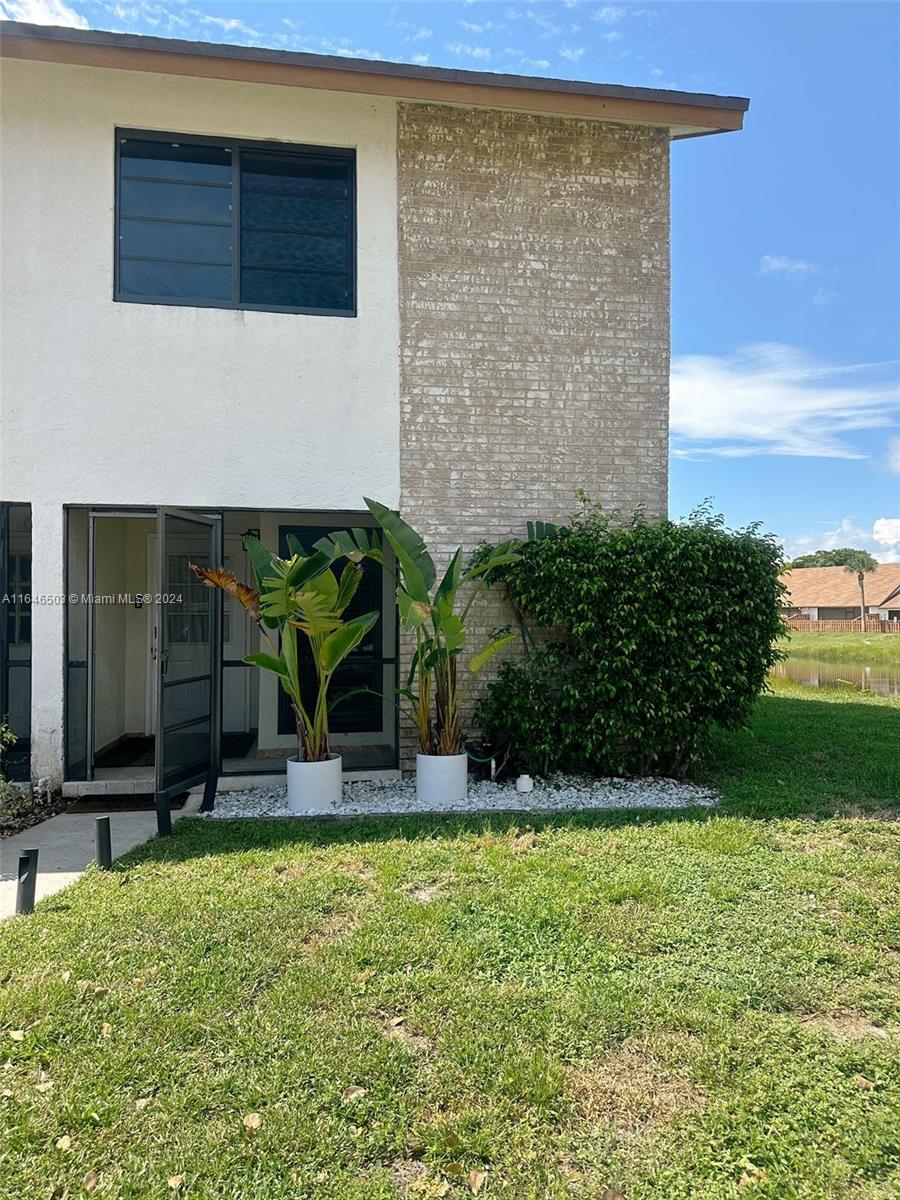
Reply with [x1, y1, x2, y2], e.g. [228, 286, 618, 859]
[154, 508, 221, 832]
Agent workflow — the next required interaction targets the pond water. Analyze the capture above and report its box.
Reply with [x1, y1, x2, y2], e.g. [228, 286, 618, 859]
[771, 657, 900, 698]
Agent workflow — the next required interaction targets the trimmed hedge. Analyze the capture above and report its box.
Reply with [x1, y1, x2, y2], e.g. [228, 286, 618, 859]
[474, 506, 786, 778]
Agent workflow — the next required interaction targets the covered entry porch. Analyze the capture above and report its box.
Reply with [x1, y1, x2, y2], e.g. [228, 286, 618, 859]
[62, 506, 399, 816]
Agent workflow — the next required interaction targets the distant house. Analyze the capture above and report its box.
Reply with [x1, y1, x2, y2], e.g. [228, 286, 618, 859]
[781, 565, 900, 621]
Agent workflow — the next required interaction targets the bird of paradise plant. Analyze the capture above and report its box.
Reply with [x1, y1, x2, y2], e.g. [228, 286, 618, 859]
[363, 499, 521, 756]
[191, 530, 381, 763]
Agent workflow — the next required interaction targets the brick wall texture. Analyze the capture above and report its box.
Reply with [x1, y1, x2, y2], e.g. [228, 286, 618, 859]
[396, 102, 671, 767]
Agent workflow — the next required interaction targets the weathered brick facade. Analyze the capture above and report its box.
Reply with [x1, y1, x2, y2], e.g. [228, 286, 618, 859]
[397, 102, 671, 765]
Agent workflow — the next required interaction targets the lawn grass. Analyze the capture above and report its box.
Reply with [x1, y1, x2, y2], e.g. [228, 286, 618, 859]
[780, 630, 900, 664]
[707, 676, 900, 819]
[1, 685, 898, 1200]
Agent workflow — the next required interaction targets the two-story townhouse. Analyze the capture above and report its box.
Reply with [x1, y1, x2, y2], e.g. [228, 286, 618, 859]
[0, 21, 748, 811]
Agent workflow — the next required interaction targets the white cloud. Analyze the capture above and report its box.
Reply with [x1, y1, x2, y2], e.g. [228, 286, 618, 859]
[192, 12, 259, 38]
[459, 19, 501, 34]
[0, 0, 87, 26]
[591, 5, 626, 22]
[782, 517, 900, 565]
[873, 518, 900, 553]
[812, 286, 837, 305]
[886, 436, 900, 475]
[410, 53, 429, 65]
[759, 253, 817, 277]
[526, 9, 563, 35]
[670, 343, 899, 459]
[93, 1, 191, 35]
[445, 40, 492, 61]
[559, 46, 585, 62]
[313, 37, 385, 60]
[388, 13, 432, 41]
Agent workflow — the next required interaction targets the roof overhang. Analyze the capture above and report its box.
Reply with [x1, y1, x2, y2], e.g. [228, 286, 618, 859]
[0, 21, 749, 138]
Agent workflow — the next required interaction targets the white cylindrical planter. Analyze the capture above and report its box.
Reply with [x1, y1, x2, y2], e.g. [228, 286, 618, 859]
[416, 752, 468, 806]
[286, 754, 342, 814]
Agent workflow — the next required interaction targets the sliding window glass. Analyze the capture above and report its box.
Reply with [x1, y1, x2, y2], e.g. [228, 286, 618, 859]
[115, 132, 355, 316]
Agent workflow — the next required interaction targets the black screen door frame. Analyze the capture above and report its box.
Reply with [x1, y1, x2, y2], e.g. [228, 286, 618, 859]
[154, 507, 222, 835]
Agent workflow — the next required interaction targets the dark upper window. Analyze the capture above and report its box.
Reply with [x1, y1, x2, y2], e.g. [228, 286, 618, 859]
[115, 131, 356, 316]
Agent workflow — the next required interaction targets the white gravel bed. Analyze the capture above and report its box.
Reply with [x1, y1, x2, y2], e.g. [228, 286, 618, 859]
[205, 774, 717, 820]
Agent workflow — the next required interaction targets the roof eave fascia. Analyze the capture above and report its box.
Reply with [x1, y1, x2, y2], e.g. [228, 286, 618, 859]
[0, 22, 749, 137]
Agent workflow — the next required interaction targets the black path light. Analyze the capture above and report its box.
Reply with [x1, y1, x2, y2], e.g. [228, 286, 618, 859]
[15, 848, 38, 915]
[95, 816, 112, 870]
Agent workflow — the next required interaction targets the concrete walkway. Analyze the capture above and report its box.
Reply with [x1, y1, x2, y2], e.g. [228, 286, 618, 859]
[0, 796, 202, 920]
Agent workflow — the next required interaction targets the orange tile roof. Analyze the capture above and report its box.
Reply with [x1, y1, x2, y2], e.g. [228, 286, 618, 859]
[782, 564, 900, 609]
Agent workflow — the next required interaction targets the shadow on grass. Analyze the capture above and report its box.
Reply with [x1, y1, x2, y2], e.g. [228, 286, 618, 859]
[108, 691, 898, 871]
[118, 804, 714, 869]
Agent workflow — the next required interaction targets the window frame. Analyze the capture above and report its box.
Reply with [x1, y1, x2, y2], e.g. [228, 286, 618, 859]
[114, 128, 357, 318]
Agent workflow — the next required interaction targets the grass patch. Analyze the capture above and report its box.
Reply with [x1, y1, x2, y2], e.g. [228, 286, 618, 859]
[1, 686, 898, 1199]
[780, 631, 900, 665]
[705, 676, 900, 820]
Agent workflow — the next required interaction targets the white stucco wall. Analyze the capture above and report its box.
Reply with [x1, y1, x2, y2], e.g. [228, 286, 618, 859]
[0, 58, 401, 510]
[0, 59, 401, 783]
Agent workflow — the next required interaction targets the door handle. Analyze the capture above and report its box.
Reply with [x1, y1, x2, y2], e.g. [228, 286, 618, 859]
[160, 650, 169, 678]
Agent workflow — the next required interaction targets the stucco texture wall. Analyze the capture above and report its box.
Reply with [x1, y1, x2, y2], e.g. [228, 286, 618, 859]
[396, 103, 670, 764]
[0, 59, 401, 513]
[0, 59, 402, 782]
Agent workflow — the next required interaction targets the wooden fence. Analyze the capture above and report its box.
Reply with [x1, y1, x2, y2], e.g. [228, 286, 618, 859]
[784, 617, 900, 634]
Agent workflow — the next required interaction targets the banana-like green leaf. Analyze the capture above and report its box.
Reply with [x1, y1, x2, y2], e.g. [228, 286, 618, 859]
[328, 685, 375, 713]
[335, 561, 363, 615]
[398, 587, 431, 630]
[280, 621, 302, 702]
[352, 528, 380, 554]
[313, 528, 383, 565]
[469, 632, 516, 673]
[306, 566, 340, 608]
[244, 536, 283, 627]
[259, 573, 294, 620]
[406, 639, 435, 687]
[289, 590, 341, 637]
[462, 546, 521, 583]
[314, 529, 356, 560]
[439, 612, 465, 652]
[285, 549, 331, 590]
[422, 644, 460, 670]
[286, 533, 307, 558]
[244, 535, 279, 588]
[435, 548, 463, 613]
[364, 498, 435, 603]
[526, 520, 557, 543]
[242, 651, 288, 677]
[319, 610, 379, 674]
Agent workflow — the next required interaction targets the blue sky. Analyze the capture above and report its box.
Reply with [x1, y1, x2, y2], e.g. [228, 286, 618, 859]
[3, 0, 899, 559]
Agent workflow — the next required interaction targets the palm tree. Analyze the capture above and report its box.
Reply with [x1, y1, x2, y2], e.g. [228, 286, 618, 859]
[842, 550, 879, 627]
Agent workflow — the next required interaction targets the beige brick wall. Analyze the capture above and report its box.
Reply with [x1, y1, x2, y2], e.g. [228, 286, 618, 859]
[396, 102, 670, 766]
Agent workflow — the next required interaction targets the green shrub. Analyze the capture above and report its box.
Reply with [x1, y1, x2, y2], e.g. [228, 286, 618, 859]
[474, 504, 786, 777]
